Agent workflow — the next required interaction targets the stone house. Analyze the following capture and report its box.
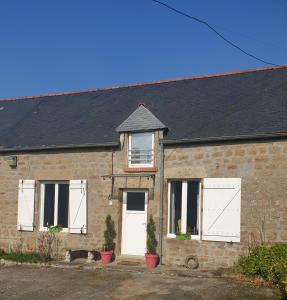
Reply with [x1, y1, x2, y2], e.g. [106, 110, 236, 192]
[0, 66, 286, 269]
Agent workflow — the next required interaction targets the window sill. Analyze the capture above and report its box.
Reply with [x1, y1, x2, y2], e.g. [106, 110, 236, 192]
[166, 234, 200, 241]
[39, 227, 69, 233]
[124, 167, 157, 173]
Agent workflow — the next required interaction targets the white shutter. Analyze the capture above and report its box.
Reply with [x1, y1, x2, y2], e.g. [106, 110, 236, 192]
[17, 180, 35, 231]
[202, 178, 241, 242]
[69, 180, 87, 234]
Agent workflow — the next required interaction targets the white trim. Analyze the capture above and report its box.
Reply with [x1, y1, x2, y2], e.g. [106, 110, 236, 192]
[167, 233, 176, 238]
[39, 181, 69, 232]
[167, 182, 171, 236]
[198, 181, 202, 240]
[181, 181, 188, 234]
[54, 184, 59, 228]
[39, 183, 45, 231]
[128, 132, 154, 168]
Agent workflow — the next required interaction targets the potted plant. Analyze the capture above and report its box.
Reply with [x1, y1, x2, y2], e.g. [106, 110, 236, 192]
[100, 214, 116, 264]
[145, 215, 159, 268]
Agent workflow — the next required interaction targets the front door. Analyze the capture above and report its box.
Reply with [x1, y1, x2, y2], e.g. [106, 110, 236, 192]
[121, 190, 147, 256]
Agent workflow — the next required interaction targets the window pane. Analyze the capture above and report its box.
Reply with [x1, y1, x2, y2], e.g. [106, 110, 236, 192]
[130, 132, 153, 164]
[187, 181, 200, 235]
[57, 184, 69, 228]
[126, 192, 145, 211]
[43, 184, 55, 227]
[169, 181, 182, 234]
[131, 132, 152, 150]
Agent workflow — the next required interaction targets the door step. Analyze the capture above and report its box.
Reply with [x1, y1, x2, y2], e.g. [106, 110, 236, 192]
[116, 256, 145, 266]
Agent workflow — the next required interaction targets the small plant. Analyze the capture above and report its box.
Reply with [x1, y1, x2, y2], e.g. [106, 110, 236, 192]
[37, 232, 55, 260]
[235, 243, 287, 297]
[14, 236, 24, 254]
[0, 251, 44, 263]
[146, 215, 157, 254]
[176, 233, 191, 240]
[103, 215, 116, 251]
[48, 225, 62, 233]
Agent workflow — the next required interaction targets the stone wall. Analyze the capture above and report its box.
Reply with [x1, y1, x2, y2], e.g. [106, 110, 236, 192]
[0, 132, 161, 258]
[162, 140, 287, 269]
[0, 134, 286, 270]
[0, 149, 117, 254]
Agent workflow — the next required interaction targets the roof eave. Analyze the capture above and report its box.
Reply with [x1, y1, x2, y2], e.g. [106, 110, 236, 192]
[116, 126, 167, 133]
[162, 132, 287, 145]
[0, 142, 120, 153]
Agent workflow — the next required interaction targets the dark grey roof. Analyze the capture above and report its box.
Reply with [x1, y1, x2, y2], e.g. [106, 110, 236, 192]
[0, 66, 287, 151]
[116, 104, 166, 133]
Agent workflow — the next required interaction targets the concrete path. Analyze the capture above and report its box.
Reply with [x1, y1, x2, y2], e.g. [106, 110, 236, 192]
[0, 265, 280, 299]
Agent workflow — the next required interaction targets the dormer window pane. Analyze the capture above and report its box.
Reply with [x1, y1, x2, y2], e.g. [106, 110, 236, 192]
[129, 132, 153, 166]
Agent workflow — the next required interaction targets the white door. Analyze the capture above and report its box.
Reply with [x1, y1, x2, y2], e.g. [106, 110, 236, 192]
[121, 190, 147, 256]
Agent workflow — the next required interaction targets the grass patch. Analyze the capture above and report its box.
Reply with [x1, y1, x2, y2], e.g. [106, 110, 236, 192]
[235, 244, 287, 298]
[0, 250, 46, 263]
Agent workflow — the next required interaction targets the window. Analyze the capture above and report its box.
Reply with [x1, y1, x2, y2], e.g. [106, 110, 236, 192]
[168, 180, 201, 238]
[40, 182, 69, 231]
[167, 178, 242, 243]
[126, 191, 145, 211]
[128, 132, 154, 167]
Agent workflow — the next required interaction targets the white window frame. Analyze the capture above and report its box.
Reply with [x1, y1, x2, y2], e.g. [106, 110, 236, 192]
[40, 181, 69, 232]
[167, 180, 202, 240]
[128, 132, 154, 168]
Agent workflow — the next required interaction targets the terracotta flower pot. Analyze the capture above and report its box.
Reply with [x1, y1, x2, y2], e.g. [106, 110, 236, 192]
[100, 250, 113, 264]
[145, 253, 158, 269]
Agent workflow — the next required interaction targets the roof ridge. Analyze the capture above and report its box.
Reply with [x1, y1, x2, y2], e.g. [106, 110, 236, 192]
[1, 65, 286, 102]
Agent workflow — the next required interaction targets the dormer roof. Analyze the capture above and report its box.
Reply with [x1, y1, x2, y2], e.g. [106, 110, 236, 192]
[116, 104, 167, 133]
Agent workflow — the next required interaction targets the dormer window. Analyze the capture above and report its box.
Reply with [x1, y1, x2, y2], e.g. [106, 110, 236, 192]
[128, 132, 154, 167]
[116, 104, 166, 169]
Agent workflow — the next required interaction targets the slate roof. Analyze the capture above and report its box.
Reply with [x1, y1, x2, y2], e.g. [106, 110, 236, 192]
[0, 66, 287, 152]
[116, 104, 167, 133]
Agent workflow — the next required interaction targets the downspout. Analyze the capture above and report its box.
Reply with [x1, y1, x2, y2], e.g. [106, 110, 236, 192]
[159, 139, 165, 264]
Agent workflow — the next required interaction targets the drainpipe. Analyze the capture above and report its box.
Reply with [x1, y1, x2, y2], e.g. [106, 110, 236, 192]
[159, 140, 165, 264]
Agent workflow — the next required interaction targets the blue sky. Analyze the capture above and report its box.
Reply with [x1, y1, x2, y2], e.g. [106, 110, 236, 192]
[0, 0, 286, 98]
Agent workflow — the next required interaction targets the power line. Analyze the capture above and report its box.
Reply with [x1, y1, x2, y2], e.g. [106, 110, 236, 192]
[211, 24, 287, 53]
[150, 0, 280, 66]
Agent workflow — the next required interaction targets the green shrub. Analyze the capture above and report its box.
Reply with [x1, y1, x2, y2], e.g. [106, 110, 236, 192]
[0, 251, 45, 263]
[146, 215, 157, 254]
[103, 214, 116, 251]
[236, 244, 287, 296]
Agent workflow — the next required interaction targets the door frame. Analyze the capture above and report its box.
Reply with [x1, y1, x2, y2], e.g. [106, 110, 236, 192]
[121, 189, 148, 256]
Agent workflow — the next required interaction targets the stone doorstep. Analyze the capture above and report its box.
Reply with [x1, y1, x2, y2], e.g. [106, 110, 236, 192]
[115, 255, 145, 266]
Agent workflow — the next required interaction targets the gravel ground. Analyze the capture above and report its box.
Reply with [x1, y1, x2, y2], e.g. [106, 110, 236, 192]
[0, 265, 280, 299]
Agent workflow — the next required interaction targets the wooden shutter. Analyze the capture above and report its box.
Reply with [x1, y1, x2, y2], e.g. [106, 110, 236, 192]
[17, 180, 35, 231]
[202, 178, 241, 242]
[69, 180, 87, 234]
